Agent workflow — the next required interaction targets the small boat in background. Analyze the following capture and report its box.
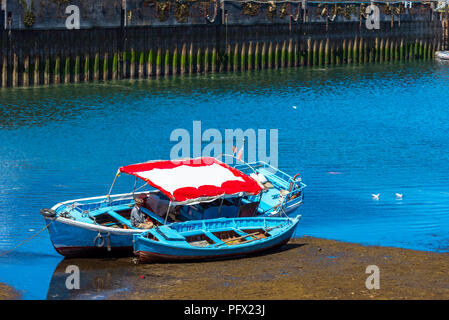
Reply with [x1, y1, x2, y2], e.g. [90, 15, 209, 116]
[133, 216, 301, 263]
[234, 161, 305, 215]
[435, 51, 449, 60]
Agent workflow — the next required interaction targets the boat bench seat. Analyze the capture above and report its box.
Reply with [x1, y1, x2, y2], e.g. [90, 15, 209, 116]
[156, 226, 185, 241]
[91, 204, 130, 216]
[141, 207, 165, 225]
[203, 231, 224, 244]
[107, 210, 135, 229]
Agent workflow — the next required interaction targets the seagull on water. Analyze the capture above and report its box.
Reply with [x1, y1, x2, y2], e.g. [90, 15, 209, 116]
[372, 193, 380, 200]
[395, 193, 403, 199]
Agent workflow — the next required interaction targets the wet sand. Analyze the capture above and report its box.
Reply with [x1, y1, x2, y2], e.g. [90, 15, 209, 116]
[0, 283, 20, 300]
[47, 236, 449, 300]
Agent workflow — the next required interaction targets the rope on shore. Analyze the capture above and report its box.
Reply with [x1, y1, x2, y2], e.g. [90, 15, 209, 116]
[0, 221, 53, 258]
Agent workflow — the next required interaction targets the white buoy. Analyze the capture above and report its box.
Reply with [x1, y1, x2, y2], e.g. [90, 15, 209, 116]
[372, 193, 380, 200]
[292, 106, 297, 109]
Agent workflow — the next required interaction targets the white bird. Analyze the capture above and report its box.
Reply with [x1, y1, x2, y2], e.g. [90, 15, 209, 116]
[395, 193, 403, 199]
[292, 106, 297, 109]
[372, 193, 380, 200]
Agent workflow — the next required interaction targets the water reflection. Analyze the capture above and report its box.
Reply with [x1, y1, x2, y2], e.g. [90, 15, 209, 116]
[47, 258, 134, 300]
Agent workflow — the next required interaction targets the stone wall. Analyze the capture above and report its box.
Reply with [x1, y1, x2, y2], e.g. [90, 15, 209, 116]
[0, 1, 444, 87]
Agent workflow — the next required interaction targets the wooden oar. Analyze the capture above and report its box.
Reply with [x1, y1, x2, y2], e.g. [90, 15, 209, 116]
[215, 225, 280, 247]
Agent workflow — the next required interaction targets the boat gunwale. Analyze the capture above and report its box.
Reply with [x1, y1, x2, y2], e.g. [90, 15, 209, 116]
[136, 216, 300, 251]
[44, 215, 145, 235]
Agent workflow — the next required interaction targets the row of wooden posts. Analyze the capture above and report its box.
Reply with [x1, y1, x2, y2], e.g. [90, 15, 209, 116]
[1, 36, 440, 87]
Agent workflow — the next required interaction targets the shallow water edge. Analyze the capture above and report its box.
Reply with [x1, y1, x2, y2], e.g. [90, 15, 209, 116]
[0, 282, 21, 300]
[44, 237, 449, 300]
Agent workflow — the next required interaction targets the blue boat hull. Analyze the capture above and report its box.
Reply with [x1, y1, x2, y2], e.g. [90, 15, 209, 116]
[134, 217, 300, 263]
[45, 217, 142, 257]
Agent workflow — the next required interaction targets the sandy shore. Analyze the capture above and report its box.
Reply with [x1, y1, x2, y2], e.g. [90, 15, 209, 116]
[0, 283, 20, 300]
[46, 236, 449, 300]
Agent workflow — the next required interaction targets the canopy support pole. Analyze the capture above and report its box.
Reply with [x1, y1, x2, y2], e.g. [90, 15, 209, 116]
[132, 176, 137, 196]
[106, 170, 120, 202]
[164, 200, 173, 224]
[217, 197, 224, 216]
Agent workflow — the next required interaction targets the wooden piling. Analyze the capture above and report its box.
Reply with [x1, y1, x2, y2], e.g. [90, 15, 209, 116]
[247, 41, 253, 71]
[103, 53, 109, 81]
[23, 55, 30, 87]
[295, 41, 300, 67]
[197, 47, 202, 74]
[281, 40, 286, 68]
[274, 42, 280, 69]
[318, 40, 323, 67]
[390, 39, 394, 62]
[54, 56, 60, 85]
[189, 44, 194, 75]
[64, 56, 70, 83]
[93, 53, 99, 81]
[330, 41, 335, 65]
[156, 48, 162, 77]
[363, 39, 367, 64]
[226, 44, 232, 72]
[181, 44, 186, 75]
[240, 42, 246, 71]
[288, 39, 293, 68]
[44, 56, 50, 85]
[414, 39, 419, 60]
[122, 51, 128, 78]
[204, 47, 209, 74]
[164, 49, 170, 76]
[423, 40, 428, 61]
[375, 38, 379, 63]
[112, 53, 118, 80]
[419, 39, 423, 60]
[84, 54, 90, 82]
[172, 47, 178, 76]
[385, 39, 390, 62]
[261, 42, 266, 69]
[130, 49, 135, 79]
[211, 47, 217, 73]
[147, 49, 153, 78]
[233, 43, 239, 72]
[408, 41, 414, 60]
[379, 39, 384, 63]
[394, 39, 399, 62]
[2, 56, 7, 87]
[12, 53, 18, 87]
[255, 42, 259, 70]
[138, 51, 144, 78]
[268, 42, 273, 69]
[307, 38, 312, 66]
[352, 37, 358, 64]
[347, 39, 352, 64]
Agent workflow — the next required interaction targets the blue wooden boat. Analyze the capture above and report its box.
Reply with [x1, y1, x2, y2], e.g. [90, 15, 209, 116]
[234, 161, 306, 215]
[41, 157, 305, 257]
[133, 216, 301, 263]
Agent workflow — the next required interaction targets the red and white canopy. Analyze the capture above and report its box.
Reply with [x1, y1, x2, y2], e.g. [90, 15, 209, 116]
[119, 157, 262, 204]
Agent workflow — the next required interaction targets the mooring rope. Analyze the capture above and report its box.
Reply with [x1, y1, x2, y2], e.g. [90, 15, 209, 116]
[0, 220, 54, 258]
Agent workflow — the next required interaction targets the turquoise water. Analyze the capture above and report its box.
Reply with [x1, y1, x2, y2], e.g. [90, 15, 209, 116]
[1, 61, 449, 299]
